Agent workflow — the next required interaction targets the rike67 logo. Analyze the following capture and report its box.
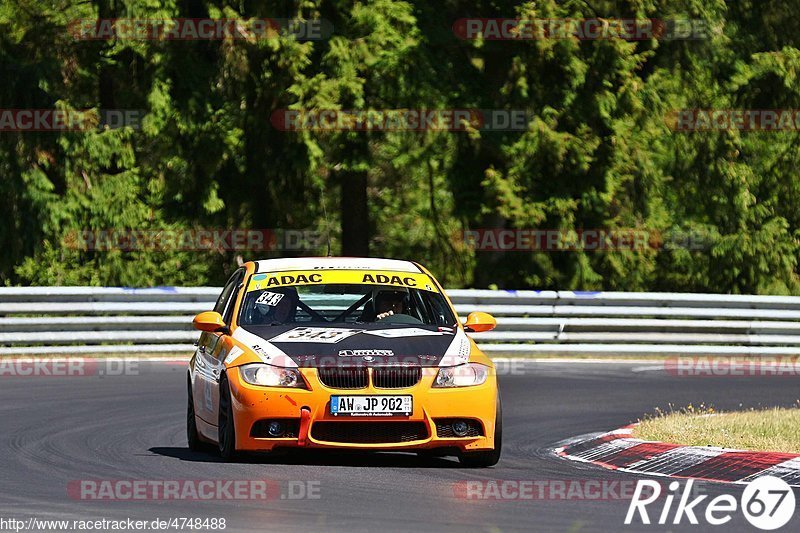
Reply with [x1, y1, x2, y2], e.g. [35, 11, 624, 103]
[626, 477, 796, 530]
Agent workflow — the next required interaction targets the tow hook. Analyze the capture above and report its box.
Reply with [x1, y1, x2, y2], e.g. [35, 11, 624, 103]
[298, 407, 311, 446]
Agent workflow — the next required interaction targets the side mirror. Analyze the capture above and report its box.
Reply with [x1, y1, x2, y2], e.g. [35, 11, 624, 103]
[193, 311, 229, 334]
[463, 311, 496, 333]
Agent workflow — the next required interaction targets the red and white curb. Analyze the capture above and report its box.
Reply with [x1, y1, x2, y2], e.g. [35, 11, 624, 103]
[555, 425, 800, 487]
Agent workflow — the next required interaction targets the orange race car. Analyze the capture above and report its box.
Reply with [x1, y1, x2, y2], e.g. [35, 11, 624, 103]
[187, 257, 501, 467]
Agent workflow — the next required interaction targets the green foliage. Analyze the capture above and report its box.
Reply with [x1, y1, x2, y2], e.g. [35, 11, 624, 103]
[0, 0, 798, 291]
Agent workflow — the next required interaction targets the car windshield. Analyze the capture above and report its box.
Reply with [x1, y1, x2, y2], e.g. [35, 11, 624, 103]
[238, 271, 456, 327]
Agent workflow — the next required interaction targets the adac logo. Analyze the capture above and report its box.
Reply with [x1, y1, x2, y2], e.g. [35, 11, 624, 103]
[361, 273, 418, 287]
[253, 273, 323, 288]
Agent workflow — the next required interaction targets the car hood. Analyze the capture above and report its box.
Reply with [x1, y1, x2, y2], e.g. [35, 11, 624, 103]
[233, 323, 471, 368]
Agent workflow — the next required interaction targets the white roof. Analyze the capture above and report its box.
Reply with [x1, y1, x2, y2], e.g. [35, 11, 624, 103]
[255, 257, 423, 273]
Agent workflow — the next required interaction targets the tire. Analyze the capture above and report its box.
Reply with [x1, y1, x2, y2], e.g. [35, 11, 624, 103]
[217, 374, 237, 460]
[459, 394, 502, 468]
[187, 375, 205, 452]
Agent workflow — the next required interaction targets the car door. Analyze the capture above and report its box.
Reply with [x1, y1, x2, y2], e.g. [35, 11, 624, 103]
[193, 268, 244, 426]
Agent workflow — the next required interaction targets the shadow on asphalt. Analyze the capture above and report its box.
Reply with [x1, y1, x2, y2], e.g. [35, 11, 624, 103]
[148, 446, 466, 468]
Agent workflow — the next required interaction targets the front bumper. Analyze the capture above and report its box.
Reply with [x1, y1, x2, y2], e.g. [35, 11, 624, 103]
[227, 366, 498, 453]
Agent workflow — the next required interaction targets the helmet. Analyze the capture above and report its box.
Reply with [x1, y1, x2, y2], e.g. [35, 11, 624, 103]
[372, 287, 410, 315]
[253, 287, 299, 324]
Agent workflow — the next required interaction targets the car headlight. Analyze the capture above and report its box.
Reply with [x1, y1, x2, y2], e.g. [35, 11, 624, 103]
[239, 364, 306, 388]
[433, 363, 489, 388]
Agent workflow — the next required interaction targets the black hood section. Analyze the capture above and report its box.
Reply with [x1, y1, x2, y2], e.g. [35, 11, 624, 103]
[241, 324, 456, 367]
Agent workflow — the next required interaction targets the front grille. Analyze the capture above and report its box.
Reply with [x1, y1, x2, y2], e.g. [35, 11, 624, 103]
[318, 367, 368, 389]
[250, 419, 301, 438]
[372, 366, 422, 388]
[311, 422, 428, 444]
[434, 418, 484, 438]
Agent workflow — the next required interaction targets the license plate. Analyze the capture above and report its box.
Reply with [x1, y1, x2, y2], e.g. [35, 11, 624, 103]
[330, 395, 412, 417]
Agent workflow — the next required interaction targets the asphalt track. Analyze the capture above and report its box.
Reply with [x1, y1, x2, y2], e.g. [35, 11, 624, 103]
[1, 361, 799, 532]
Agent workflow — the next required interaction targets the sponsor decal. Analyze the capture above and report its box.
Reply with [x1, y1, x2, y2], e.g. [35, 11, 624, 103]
[363, 328, 448, 338]
[251, 345, 269, 357]
[338, 349, 395, 357]
[269, 327, 363, 344]
[247, 270, 438, 292]
[249, 272, 323, 290]
[440, 330, 472, 366]
[230, 328, 295, 367]
[222, 347, 245, 365]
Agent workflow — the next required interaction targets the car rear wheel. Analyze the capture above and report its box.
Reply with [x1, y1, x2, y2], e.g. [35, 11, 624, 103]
[218, 374, 237, 460]
[187, 375, 206, 452]
[459, 394, 502, 468]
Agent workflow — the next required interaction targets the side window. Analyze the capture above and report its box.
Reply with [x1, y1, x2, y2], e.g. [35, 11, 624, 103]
[427, 294, 455, 326]
[213, 269, 244, 319]
[221, 270, 245, 324]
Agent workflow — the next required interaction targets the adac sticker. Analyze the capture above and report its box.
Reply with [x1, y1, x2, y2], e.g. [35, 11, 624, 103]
[247, 270, 439, 293]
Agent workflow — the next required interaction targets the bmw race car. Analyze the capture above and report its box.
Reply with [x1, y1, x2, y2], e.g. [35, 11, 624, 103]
[187, 257, 501, 467]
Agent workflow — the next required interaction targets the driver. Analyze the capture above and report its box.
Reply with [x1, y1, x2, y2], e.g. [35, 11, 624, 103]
[374, 289, 409, 321]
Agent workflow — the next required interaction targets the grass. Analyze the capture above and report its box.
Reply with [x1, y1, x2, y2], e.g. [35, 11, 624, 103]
[634, 404, 800, 454]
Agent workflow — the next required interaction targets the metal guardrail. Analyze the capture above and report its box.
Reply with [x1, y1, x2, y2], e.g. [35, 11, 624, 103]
[0, 287, 799, 356]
